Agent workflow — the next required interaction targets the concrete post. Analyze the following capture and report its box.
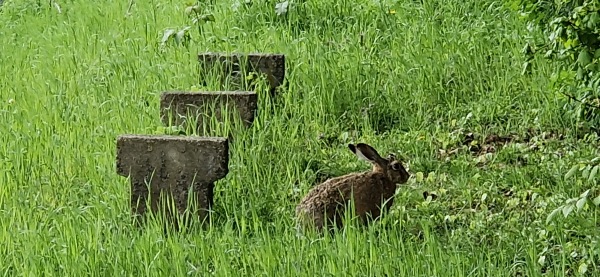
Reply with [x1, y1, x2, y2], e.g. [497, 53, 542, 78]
[198, 53, 286, 97]
[116, 135, 229, 228]
[160, 91, 258, 135]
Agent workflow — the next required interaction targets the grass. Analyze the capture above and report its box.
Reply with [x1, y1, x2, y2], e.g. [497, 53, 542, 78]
[0, 0, 599, 275]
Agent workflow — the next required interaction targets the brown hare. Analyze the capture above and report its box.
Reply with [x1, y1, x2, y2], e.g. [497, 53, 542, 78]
[295, 143, 410, 233]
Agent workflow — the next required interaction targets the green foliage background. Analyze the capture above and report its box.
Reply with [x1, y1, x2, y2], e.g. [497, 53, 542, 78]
[513, 0, 600, 127]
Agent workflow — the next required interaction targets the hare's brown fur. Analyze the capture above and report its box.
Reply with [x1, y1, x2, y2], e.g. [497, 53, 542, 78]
[295, 143, 410, 232]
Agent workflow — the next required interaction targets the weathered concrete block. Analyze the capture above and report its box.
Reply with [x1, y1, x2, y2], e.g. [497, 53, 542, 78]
[198, 53, 286, 96]
[116, 135, 229, 228]
[160, 91, 258, 135]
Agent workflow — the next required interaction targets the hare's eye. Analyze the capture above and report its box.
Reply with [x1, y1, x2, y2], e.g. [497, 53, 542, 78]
[391, 163, 400, 170]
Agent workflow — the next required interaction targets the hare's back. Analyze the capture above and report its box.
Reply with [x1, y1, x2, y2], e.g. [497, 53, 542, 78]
[308, 173, 361, 197]
[297, 174, 361, 210]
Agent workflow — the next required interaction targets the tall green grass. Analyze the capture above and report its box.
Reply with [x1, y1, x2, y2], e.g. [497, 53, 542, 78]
[0, 0, 598, 275]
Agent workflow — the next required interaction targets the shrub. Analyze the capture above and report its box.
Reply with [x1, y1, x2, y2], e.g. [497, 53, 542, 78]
[512, 0, 600, 130]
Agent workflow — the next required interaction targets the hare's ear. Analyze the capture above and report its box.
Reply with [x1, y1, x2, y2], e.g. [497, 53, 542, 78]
[387, 153, 397, 161]
[348, 143, 385, 164]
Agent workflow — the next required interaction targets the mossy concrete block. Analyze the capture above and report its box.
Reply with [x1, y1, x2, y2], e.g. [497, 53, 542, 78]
[160, 91, 258, 134]
[116, 135, 229, 227]
[198, 53, 286, 96]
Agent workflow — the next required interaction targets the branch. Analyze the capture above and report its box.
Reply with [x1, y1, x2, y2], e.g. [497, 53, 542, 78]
[560, 91, 600, 110]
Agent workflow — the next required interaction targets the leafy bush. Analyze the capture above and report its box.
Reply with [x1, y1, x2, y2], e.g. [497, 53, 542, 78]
[512, 0, 600, 129]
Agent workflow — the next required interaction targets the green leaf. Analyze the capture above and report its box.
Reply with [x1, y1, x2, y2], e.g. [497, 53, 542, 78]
[161, 29, 176, 44]
[585, 63, 596, 72]
[200, 14, 215, 23]
[537, 255, 546, 266]
[576, 197, 586, 211]
[564, 39, 576, 48]
[565, 164, 579, 179]
[589, 165, 599, 181]
[578, 262, 588, 275]
[184, 5, 200, 15]
[582, 165, 591, 179]
[546, 207, 562, 224]
[562, 204, 574, 218]
[588, 12, 600, 28]
[580, 189, 590, 198]
[577, 50, 592, 67]
[521, 61, 532, 75]
[415, 172, 424, 182]
[577, 66, 585, 79]
[566, 197, 578, 204]
[593, 195, 600, 206]
[175, 26, 191, 45]
[275, 1, 289, 16]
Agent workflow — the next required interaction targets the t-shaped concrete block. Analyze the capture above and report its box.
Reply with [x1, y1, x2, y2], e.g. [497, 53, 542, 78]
[198, 53, 286, 96]
[160, 91, 257, 135]
[116, 135, 229, 228]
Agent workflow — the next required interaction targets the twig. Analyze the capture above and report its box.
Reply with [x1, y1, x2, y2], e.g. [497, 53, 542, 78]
[560, 91, 600, 110]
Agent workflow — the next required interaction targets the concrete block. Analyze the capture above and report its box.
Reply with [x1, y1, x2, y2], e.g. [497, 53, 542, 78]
[198, 53, 285, 96]
[160, 91, 257, 135]
[116, 135, 229, 228]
